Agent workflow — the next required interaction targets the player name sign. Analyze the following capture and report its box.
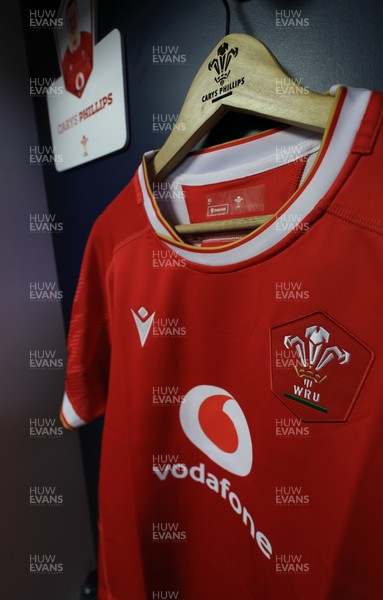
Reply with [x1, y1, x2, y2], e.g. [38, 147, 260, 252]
[47, 29, 128, 171]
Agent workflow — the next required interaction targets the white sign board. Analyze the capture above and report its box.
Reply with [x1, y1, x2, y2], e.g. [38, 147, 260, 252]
[47, 28, 128, 171]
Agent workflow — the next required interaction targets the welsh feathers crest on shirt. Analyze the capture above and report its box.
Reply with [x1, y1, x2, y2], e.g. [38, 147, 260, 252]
[270, 311, 374, 422]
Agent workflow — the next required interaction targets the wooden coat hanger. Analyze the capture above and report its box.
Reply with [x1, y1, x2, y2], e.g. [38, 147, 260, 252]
[146, 16, 335, 235]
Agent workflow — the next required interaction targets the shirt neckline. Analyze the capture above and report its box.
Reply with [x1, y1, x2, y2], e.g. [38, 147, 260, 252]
[137, 86, 372, 269]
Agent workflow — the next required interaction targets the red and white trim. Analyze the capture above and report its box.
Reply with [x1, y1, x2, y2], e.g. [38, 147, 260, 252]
[60, 391, 87, 429]
[138, 86, 372, 267]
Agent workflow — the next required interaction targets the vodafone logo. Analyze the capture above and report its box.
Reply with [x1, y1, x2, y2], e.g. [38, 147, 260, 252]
[159, 385, 272, 558]
[75, 72, 85, 92]
[179, 385, 252, 477]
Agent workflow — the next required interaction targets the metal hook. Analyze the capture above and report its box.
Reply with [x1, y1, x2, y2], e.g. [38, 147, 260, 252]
[222, 0, 231, 36]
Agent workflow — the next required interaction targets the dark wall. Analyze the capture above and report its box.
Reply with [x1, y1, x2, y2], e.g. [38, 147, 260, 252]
[18, 0, 383, 592]
[1, 2, 95, 599]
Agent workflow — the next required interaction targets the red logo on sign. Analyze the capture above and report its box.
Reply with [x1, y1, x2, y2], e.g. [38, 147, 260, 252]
[270, 312, 374, 423]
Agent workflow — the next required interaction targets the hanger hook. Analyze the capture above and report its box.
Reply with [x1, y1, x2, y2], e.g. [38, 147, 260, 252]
[222, 0, 231, 36]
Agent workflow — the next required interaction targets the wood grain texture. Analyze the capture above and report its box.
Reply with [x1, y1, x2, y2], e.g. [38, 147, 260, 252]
[150, 33, 335, 180]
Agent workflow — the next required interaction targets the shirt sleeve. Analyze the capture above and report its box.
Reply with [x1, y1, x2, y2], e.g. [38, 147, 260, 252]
[60, 218, 111, 429]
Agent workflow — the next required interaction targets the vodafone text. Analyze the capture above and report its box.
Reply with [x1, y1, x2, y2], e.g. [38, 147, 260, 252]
[153, 461, 272, 559]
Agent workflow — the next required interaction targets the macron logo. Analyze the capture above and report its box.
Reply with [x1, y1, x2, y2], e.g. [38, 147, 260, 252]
[131, 307, 155, 347]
